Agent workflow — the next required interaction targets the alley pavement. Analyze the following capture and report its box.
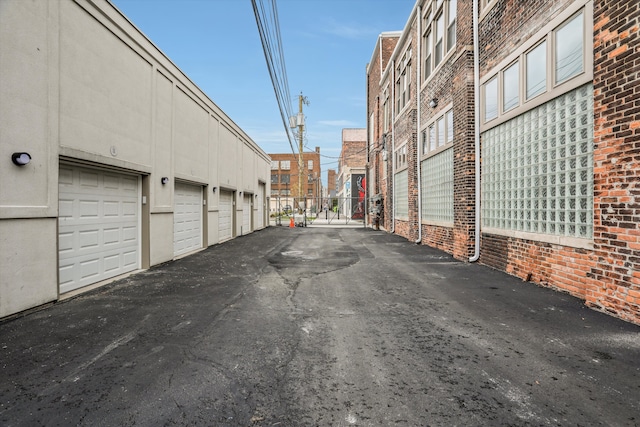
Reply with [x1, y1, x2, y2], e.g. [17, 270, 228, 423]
[1, 226, 639, 426]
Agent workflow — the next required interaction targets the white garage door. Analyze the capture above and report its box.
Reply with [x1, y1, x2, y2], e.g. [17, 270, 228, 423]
[256, 183, 265, 229]
[219, 190, 233, 242]
[242, 194, 252, 235]
[174, 182, 202, 257]
[58, 165, 139, 294]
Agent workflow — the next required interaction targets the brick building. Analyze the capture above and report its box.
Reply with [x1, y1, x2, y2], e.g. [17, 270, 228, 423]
[337, 129, 367, 219]
[269, 148, 322, 213]
[366, 0, 640, 324]
[327, 169, 337, 197]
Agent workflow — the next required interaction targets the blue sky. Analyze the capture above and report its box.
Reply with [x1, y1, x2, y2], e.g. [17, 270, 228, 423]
[111, 0, 415, 183]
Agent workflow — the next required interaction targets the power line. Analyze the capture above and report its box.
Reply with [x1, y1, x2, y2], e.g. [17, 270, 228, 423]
[251, 0, 296, 155]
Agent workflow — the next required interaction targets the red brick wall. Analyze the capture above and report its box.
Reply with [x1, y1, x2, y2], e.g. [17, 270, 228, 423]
[416, 0, 476, 260]
[591, 0, 640, 323]
[476, 0, 640, 325]
[341, 139, 367, 169]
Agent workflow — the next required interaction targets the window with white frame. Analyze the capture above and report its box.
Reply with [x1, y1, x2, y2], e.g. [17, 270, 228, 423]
[280, 174, 290, 184]
[308, 160, 313, 170]
[395, 144, 408, 170]
[383, 88, 390, 132]
[484, 77, 498, 122]
[396, 49, 411, 113]
[271, 174, 278, 184]
[503, 61, 519, 112]
[526, 41, 547, 100]
[555, 11, 584, 84]
[422, 0, 457, 82]
[271, 160, 279, 170]
[422, 108, 454, 155]
[369, 112, 375, 153]
[480, 0, 497, 11]
[482, 8, 589, 123]
[280, 160, 290, 170]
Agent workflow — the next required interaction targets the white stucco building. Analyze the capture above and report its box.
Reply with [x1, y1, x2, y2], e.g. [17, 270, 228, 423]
[0, 0, 270, 318]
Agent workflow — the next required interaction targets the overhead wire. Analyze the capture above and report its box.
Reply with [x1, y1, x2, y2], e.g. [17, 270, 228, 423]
[251, 0, 297, 154]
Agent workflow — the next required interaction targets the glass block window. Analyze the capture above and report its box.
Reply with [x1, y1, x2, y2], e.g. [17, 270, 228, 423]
[421, 148, 453, 223]
[482, 83, 593, 239]
[395, 170, 408, 219]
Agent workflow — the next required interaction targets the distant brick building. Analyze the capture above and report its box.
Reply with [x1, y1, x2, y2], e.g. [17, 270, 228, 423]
[269, 148, 321, 213]
[327, 169, 337, 197]
[337, 129, 367, 219]
[367, 0, 640, 324]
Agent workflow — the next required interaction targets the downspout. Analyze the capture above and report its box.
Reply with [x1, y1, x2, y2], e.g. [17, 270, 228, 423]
[365, 79, 370, 229]
[470, 0, 481, 262]
[390, 59, 396, 234]
[415, 5, 423, 244]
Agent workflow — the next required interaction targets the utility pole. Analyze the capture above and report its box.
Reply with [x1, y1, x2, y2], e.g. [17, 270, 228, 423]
[295, 93, 309, 213]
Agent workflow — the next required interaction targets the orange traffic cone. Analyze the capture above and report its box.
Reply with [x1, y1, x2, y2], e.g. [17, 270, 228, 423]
[289, 217, 295, 228]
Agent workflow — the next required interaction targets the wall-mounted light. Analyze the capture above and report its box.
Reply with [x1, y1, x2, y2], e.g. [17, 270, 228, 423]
[429, 98, 438, 108]
[212, 186, 217, 193]
[161, 177, 169, 185]
[239, 192, 242, 196]
[11, 152, 31, 166]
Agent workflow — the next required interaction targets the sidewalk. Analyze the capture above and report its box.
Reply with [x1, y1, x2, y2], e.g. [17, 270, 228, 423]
[270, 215, 366, 228]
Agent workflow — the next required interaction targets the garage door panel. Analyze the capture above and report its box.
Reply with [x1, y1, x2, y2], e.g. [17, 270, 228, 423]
[58, 165, 139, 294]
[218, 190, 233, 242]
[79, 229, 99, 249]
[173, 183, 202, 257]
[242, 195, 252, 234]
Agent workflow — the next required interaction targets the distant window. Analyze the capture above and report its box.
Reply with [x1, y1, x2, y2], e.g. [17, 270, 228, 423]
[280, 174, 290, 184]
[445, 110, 454, 144]
[423, 108, 454, 155]
[447, 0, 457, 51]
[395, 144, 408, 170]
[271, 160, 279, 169]
[271, 174, 278, 184]
[280, 160, 290, 170]
[435, 13, 444, 66]
[308, 160, 313, 170]
[395, 49, 412, 113]
[422, 0, 457, 81]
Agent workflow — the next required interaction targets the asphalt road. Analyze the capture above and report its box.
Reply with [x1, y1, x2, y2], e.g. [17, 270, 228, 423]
[1, 227, 639, 426]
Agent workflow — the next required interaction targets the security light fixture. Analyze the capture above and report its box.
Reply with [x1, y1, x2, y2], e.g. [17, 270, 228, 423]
[212, 186, 217, 193]
[11, 152, 31, 166]
[161, 177, 169, 185]
[429, 98, 438, 108]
